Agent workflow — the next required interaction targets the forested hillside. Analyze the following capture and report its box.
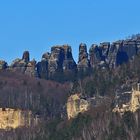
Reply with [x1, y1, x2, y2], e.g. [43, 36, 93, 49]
[1, 35, 140, 140]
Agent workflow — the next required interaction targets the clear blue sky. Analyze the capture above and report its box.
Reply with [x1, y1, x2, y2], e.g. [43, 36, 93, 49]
[0, 0, 140, 64]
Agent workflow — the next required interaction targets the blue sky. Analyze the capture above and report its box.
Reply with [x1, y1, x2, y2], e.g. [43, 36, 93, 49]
[0, 0, 140, 64]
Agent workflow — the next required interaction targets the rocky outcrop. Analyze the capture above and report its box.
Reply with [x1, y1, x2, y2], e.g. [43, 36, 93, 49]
[100, 42, 110, 61]
[10, 58, 27, 73]
[113, 83, 140, 114]
[62, 45, 77, 72]
[107, 40, 123, 68]
[0, 108, 32, 130]
[78, 43, 90, 71]
[37, 45, 77, 79]
[48, 46, 64, 77]
[89, 38, 139, 69]
[89, 40, 138, 69]
[22, 51, 30, 63]
[2, 34, 140, 79]
[67, 94, 89, 119]
[10, 51, 38, 77]
[89, 44, 102, 68]
[108, 40, 137, 68]
[0, 60, 7, 70]
[37, 52, 50, 79]
[67, 94, 109, 119]
[25, 59, 38, 77]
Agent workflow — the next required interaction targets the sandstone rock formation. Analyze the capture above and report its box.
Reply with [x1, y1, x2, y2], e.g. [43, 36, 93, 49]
[113, 83, 140, 114]
[78, 43, 90, 71]
[62, 45, 77, 72]
[10, 51, 38, 77]
[0, 108, 32, 129]
[67, 94, 89, 119]
[89, 40, 138, 69]
[89, 37, 139, 69]
[100, 42, 110, 61]
[48, 46, 64, 77]
[108, 40, 137, 68]
[0, 60, 7, 70]
[89, 44, 102, 68]
[66, 93, 108, 119]
[25, 59, 38, 77]
[22, 51, 30, 62]
[2, 35, 140, 80]
[37, 53, 50, 79]
[37, 45, 77, 79]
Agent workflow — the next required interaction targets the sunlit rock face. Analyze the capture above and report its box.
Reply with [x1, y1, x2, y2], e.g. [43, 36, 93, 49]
[0, 108, 32, 130]
[113, 83, 140, 114]
[67, 94, 89, 119]
[67, 94, 110, 119]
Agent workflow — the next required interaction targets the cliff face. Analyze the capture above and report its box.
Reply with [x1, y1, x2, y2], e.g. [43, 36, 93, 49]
[1, 38, 140, 139]
[89, 43, 110, 68]
[113, 83, 140, 113]
[78, 43, 90, 71]
[67, 94, 89, 119]
[67, 94, 110, 119]
[130, 89, 140, 112]
[1, 34, 140, 80]
[37, 45, 77, 79]
[89, 39, 140, 69]
[0, 108, 32, 129]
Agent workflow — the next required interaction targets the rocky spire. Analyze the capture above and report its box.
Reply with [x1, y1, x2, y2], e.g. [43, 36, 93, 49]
[77, 43, 90, 71]
[89, 44, 101, 68]
[22, 51, 30, 62]
[0, 60, 7, 70]
[62, 45, 77, 71]
[37, 52, 50, 79]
